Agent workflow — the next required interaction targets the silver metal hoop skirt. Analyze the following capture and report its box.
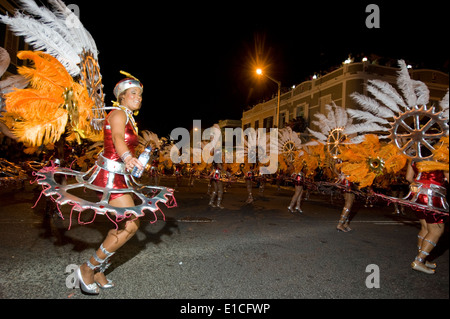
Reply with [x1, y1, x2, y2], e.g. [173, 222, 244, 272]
[34, 155, 176, 224]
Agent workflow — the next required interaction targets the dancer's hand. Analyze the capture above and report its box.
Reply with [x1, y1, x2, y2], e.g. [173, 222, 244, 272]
[124, 156, 144, 172]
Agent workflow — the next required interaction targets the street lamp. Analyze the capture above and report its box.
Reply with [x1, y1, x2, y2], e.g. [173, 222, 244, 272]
[256, 68, 281, 128]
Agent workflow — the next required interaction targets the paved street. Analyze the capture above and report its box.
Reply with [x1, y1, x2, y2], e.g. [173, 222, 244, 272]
[0, 176, 448, 303]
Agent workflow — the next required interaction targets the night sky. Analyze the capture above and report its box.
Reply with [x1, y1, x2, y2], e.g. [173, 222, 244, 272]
[63, 0, 448, 137]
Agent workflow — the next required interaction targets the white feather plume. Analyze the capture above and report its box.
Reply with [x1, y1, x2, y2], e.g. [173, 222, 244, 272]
[333, 102, 348, 127]
[0, 13, 81, 76]
[18, 0, 85, 54]
[397, 60, 417, 108]
[276, 127, 302, 152]
[344, 122, 389, 136]
[307, 127, 327, 142]
[346, 109, 390, 125]
[325, 103, 336, 127]
[0, 0, 99, 77]
[346, 60, 446, 139]
[412, 80, 430, 106]
[311, 113, 332, 136]
[350, 93, 395, 119]
[366, 82, 402, 113]
[368, 79, 407, 110]
[47, 0, 98, 58]
[308, 102, 352, 144]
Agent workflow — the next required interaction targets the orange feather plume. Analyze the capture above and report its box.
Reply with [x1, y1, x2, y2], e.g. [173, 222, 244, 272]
[3, 51, 100, 147]
[336, 134, 407, 188]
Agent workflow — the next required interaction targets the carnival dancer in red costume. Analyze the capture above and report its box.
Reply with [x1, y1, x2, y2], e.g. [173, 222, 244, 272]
[244, 163, 257, 204]
[0, 0, 176, 295]
[406, 160, 448, 274]
[76, 77, 145, 293]
[335, 167, 355, 232]
[287, 169, 304, 214]
[342, 60, 448, 273]
[208, 161, 225, 209]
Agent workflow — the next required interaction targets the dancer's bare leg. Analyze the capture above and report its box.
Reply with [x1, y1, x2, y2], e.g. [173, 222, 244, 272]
[337, 192, 354, 232]
[80, 194, 140, 286]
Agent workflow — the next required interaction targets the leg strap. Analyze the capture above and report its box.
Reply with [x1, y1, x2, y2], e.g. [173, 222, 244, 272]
[419, 250, 430, 256]
[424, 238, 437, 247]
[417, 235, 424, 250]
[87, 244, 115, 272]
[415, 256, 425, 263]
[339, 208, 350, 221]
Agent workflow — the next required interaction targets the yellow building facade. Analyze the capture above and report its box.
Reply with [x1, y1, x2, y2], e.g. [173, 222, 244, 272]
[241, 61, 448, 135]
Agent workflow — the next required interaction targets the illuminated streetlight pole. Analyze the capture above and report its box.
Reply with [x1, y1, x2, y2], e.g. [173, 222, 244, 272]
[256, 68, 281, 128]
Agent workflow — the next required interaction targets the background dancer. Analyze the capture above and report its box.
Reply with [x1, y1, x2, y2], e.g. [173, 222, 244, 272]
[244, 163, 256, 204]
[406, 158, 448, 274]
[208, 161, 225, 209]
[288, 168, 304, 214]
[335, 168, 355, 232]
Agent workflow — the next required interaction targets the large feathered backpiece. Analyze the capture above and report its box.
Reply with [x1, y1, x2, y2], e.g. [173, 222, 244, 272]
[0, 0, 105, 148]
[345, 60, 449, 162]
[273, 127, 303, 166]
[335, 134, 408, 188]
[306, 101, 355, 159]
[3, 51, 102, 146]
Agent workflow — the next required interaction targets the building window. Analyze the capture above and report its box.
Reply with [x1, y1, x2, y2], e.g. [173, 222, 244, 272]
[279, 112, 287, 128]
[263, 116, 273, 129]
[319, 94, 332, 114]
[254, 120, 259, 129]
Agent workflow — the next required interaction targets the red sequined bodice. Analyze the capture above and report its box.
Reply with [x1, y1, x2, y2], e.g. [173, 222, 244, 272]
[102, 114, 139, 160]
[412, 163, 445, 187]
[92, 111, 139, 199]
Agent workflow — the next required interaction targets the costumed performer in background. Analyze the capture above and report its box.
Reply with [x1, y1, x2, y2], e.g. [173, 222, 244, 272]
[406, 137, 449, 274]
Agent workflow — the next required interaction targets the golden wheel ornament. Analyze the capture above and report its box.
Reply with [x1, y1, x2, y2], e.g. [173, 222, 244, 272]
[367, 156, 385, 176]
[282, 140, 297, 163]
[388, 105, 449, 162]
[327, 127, 347, 159]
[79, 50, 105, 130]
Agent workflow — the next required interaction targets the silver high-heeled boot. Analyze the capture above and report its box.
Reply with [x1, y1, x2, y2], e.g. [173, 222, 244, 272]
[246, 192, 253, 204]
[417, 235, 437, 269]
[216, 196, 224, 209]
[209, 191, 217, 207]
[76, 266, 99, 295]
[86, 244, 116, 289]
